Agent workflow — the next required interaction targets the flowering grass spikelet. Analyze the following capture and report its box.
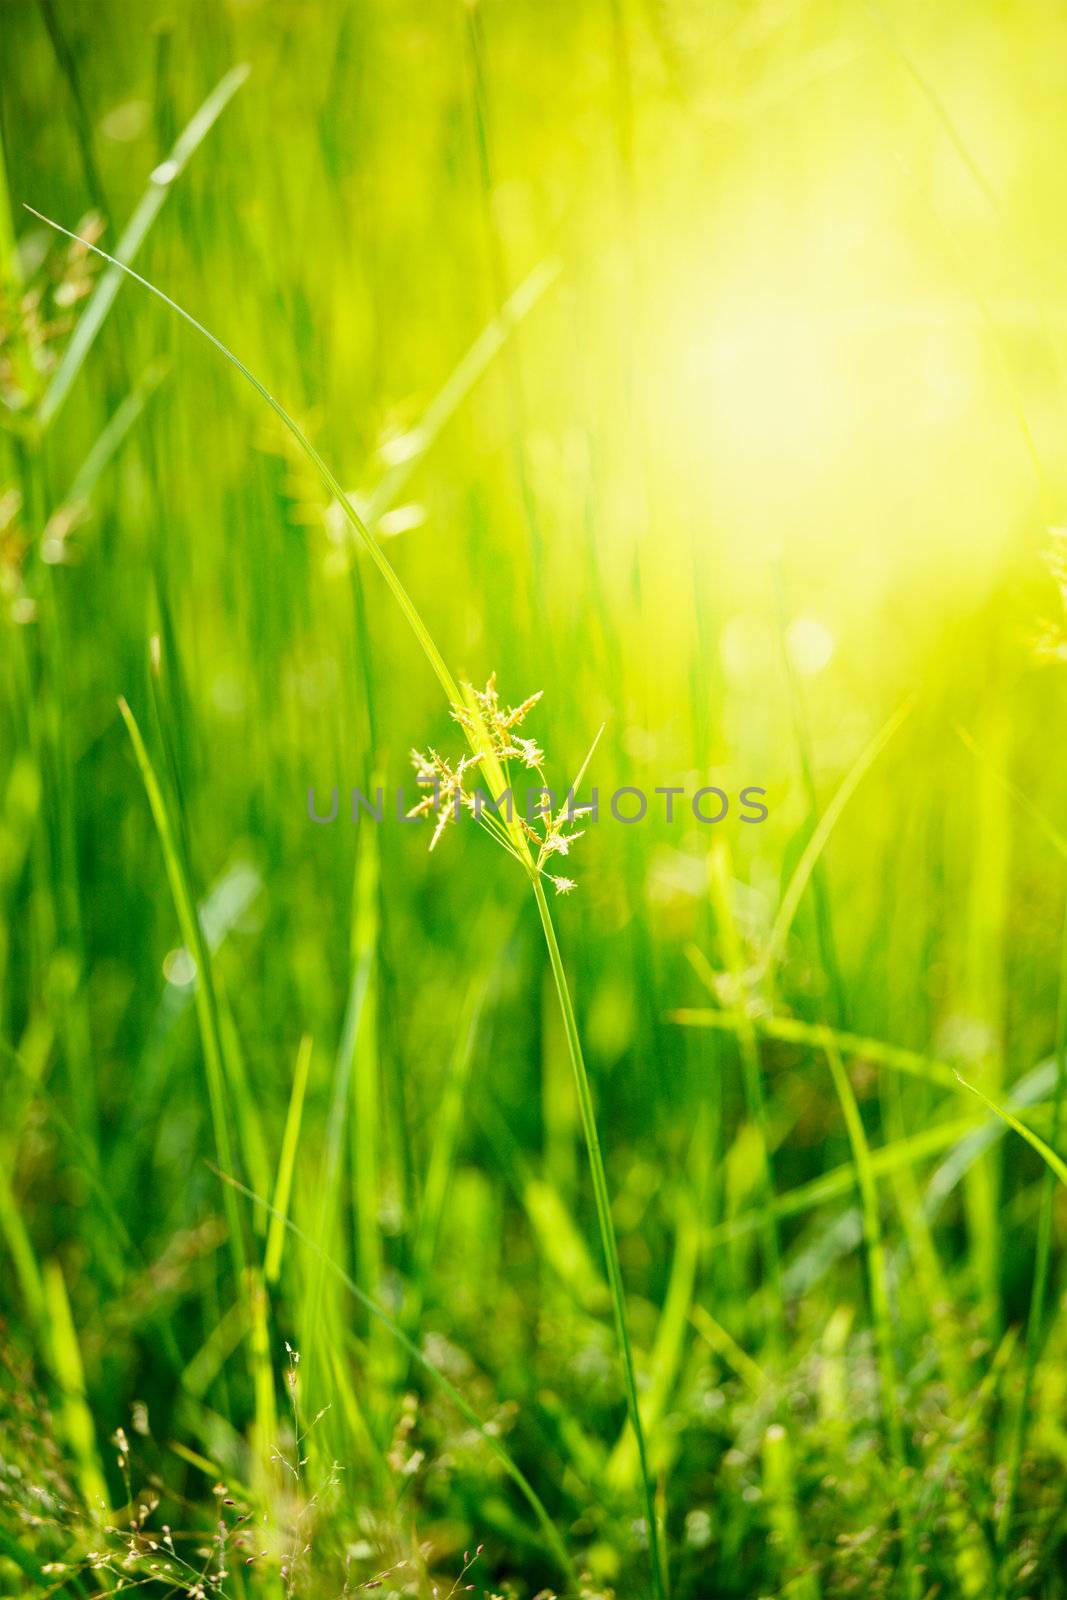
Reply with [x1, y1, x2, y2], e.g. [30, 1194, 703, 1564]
[409, 676, 598, 894]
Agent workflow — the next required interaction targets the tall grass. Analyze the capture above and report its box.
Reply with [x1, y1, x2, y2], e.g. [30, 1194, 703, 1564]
[8, 7, 1067, 1597]
[28, 208, 666, 1595]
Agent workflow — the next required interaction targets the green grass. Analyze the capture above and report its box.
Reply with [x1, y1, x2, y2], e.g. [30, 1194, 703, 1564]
[7, 2, 1067, 1596]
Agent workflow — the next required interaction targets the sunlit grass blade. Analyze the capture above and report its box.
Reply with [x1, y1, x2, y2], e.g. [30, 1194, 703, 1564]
[117, 694, 245, 1285]
[362, 258, 560, 527]
[689, 1303, 765, 1394]
[523, 1173, 610, 1312]
[43, 1261, 109, 1520]
[35, 65, 248, 428]
[955, 717, 1009, 1329]
[954, 1073, 1067, 1188]
[762, 1422, 820, 1599]
[217, 997, 272, 1234]
[247, 1265, 277, 1482]
[774, 562, 847, 1027]
[300, 828, 375, 1400]
[0, 121, 38, 411]
[924, 1057, 1058, 1220]
[179, 1299, 248, 1404]
[956, 723, 1067, 862]
[264, 1034, 313, 1285]
[0, 1157, 45, 1326]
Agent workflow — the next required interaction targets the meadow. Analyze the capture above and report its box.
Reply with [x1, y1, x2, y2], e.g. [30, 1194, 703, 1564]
[5, 1, 1067, 1595]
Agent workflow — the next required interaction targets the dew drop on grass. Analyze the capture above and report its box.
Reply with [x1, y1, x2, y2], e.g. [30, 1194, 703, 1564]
[162, 947, 197, 987]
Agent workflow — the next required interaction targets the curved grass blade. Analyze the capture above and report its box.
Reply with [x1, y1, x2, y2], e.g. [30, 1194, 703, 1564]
[955, 1072, 1067, 1188]
[27, 204, 461, 707]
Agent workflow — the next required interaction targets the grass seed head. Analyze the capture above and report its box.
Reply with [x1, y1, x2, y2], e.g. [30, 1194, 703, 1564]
[410, 677, 591, 893]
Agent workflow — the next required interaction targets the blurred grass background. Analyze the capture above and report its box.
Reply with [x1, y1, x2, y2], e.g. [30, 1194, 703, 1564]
[5, 0, 1067, 1594]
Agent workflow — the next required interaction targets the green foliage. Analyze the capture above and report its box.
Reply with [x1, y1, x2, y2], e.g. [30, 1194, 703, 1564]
[5, 2, 1067, 1595]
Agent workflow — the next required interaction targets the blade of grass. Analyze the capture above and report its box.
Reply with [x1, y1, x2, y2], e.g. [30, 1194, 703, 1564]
[117, 695, 245, 1287]
[998, 892, 1067, 1553]
[606, 1193, 699, 1490]
[954, 1075, 1067, 1193]
[413, 973, 487, 1280]
[523, 1173, 610, 1313]
[757, 696, 915, 983]
[532, 871, 667, 1599]
[26, 207, 462, 707]
[36, 0, 107, 216]
[59, 361, 166, 513]
[248, 1265, 276, 1480]
[957, 715, 1010, 1331]
[773, 561, 847, 1028]
[43, 1261, 110, 1520]
[361, 258, 560, 527]
[31, 210, 666, 1600]
[956, 723, 1067, 862]
[819, 1029, 917, 1598]
[300, 826, 375, 1402]
[706, 1115, 981, 1246]
[35, 66, 249, 428]
[708, 842, 785, 1348]
[689, 1303, 765, 1394]
[0, 1157, 46, 1326]
[670, 1004, 960, 1091]
[762, 1422, 820, 1600]
[350, 811, 382, 1305]
[264, 1034, 313, 1285]
[0, 121, 37, 410]
[212, 1163, 577, 1589]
